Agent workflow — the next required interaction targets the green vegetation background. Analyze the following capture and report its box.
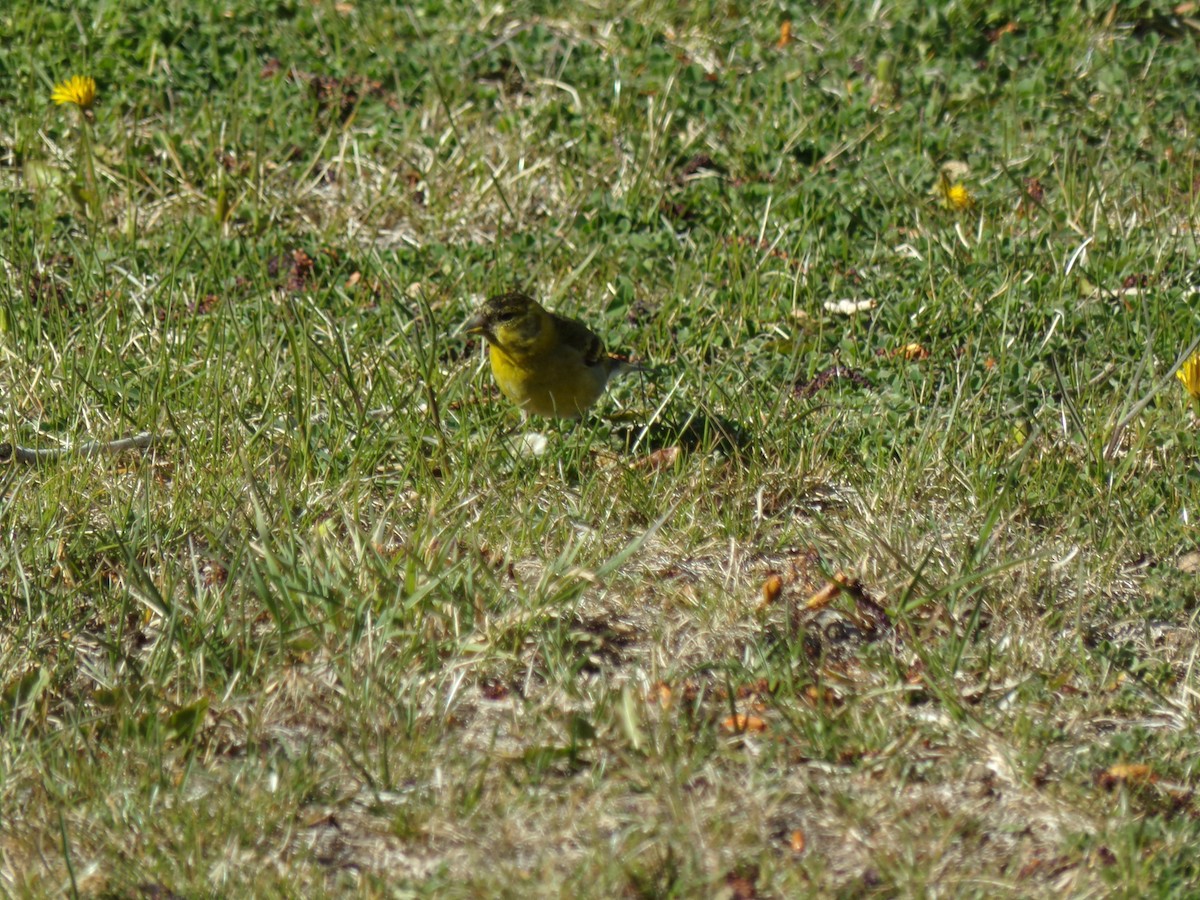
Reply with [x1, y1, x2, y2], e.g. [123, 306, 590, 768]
[2, 1, 1200, 895]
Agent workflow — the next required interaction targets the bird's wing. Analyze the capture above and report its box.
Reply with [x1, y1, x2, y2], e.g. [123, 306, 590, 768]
[551, 311, 606, 366]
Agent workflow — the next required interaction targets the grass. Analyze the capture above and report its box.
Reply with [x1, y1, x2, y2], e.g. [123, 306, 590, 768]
[3, 0, 1200, 895]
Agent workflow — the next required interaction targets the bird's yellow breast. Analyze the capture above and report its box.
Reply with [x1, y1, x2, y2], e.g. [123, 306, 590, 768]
[466, 293, 626, 419]
[488, 340, 609, 418]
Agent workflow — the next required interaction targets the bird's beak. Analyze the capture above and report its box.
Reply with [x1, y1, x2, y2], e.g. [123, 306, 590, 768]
[461, 311, 488, 338]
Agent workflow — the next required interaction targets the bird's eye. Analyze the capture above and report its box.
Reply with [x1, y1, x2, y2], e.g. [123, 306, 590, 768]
[494, 310, 518, 322]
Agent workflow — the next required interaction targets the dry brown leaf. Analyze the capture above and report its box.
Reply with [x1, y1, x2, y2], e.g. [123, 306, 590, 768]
[1098, 763, 1157, 788]
[724, 867, 759, 900]
[650, 681, 672, 709]
[894, 342, 929, 360]
[480, 678, 509, 701]
[758, 574, 783, 612]
[632, 446, 680, 472]
[804, 685, 838, 708]
[720, 714, 767, 734]
[805, 571, 854, 610]
[987, 21, 1019, 40]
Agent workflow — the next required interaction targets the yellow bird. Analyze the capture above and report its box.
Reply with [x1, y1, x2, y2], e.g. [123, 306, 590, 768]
[463, 291, 637, 419]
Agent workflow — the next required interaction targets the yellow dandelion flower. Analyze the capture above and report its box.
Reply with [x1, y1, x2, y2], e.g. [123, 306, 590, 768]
[1177, 351, 1200, 400]
[945, 183, 974, 210]
[932, 162, 974, 210]
[51, 75, 97, 110]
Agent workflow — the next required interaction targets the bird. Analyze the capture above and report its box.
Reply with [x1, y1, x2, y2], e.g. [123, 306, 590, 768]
[462, 291, 638, 419]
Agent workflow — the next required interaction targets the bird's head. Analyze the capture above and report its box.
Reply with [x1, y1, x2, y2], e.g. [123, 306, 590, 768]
[462, 291, 546, 346]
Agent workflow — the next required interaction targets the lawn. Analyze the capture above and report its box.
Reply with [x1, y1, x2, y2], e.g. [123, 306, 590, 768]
[3, 0, 1200, 896]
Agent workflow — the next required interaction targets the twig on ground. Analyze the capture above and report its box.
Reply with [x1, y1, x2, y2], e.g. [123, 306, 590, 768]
[0, 432, 158, 465]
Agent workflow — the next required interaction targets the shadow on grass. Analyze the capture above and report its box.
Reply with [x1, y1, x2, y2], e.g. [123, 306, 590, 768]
[606, 408, 753, 457]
